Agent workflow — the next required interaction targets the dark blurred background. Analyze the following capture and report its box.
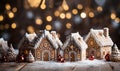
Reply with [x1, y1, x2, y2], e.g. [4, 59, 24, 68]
[0, 0, 120, 49]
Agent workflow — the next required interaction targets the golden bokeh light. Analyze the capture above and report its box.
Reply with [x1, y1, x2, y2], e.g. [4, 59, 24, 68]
[11, 23, 17, 29]
[62, 0, 69, 11]
[5, 4, 11, 10]
[0, 15, 4, 21]
[60, 13, 65, 19]
[12, 7, 17, 13]
[27, 26, 34, 33]
[46, 24, 52, 30]
[54, 11, 60, 17]
[77, 4, 83, 10]
[40, 4, 46, 10]
[46, 16, 52, 22]
[111, 13, 116, 20]
[66, 12, 72, 19]
[72, 9, 78, 15]
[35, 18, 43, 25]
[8, 12, 14, 18]
[66, 23, 72, 29]
[80, 12, 86, 19]
[89, 12, 94, 18]
[28, 0, 41, 8]
[97, 6, 103, 12]
[4, 24, 9, 29]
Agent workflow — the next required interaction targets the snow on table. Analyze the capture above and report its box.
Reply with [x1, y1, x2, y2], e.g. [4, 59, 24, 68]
[20, 59, 115, 71]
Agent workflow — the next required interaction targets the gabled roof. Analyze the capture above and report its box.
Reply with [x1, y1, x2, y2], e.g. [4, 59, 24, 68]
[62, 32, 88, 50]
[34, 30, 63, 49]
[85, 28, 114, 47]
[18, 30, 63, 49]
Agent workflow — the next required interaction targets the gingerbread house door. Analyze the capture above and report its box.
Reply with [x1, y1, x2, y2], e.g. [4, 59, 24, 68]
[43, 52, 49, 61]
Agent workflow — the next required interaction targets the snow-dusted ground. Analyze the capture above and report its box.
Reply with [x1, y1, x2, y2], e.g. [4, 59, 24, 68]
[0, 59, 119, 71]
[20, 59, 120, 71]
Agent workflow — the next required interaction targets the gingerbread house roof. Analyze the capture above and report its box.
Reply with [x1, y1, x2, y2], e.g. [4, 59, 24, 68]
[18, 30, 63, 49]
[62, 32, 88, 50]
[0, 38, 9, 53]
[34, 30, 63, 49]
[85, 28, 114, 47]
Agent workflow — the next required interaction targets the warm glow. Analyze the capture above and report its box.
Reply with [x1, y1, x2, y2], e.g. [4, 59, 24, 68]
[35, 18, 43, 25]
[27, 26, 34, 33]
[40, 0, 46, 9]
[8, 12, 14, 18]
[5, 4, 11, 10]
[28, 0, 41, 8]
[77, 4, 83, 10]
[4, 24, 9, 29]
[12, 7, 17, 13]
[62, 0, 69, 11]
[54, 11, 60, 17]
[97, 6, 103, 12]
[111, 13, 116, 20]
[60, 13, 65, 19]
[46, 16, 52, 22]
[72, 9, 78, 15]
[89, 12, 94, 18]
[0, 15, 4, 21]
[66, 12, 72, 19]
[66, 23, 72, 29]
[80, 12, 86, 19]
[11, 23, 17, 29]
[46, 24, 52, 30]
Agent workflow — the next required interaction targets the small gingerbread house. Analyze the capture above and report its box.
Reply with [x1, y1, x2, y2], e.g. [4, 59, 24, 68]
[18, 30, 63, 61]
[62, 32, 88, 61]
[85, 28, 114, 59]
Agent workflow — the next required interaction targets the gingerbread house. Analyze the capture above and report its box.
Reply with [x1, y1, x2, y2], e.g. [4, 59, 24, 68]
[18, 30, 63, 61]
[85, 28, 114, 59]
[62, 32, 88, 61]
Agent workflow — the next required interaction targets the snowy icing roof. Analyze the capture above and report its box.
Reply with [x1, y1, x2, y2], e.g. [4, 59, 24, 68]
[25, 33, 37, 42]
[62, 32, 88, 50]
[34, 30, 63, 49]
[0, 38, 9, 53]
[85, 28, 113, 47]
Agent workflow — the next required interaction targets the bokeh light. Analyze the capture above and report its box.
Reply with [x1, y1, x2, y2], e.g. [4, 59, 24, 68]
[12, 7, 17, 13]
[35, 18, 43, 25]
[46, 16, 52, 22]
[66, 23, 72, 29]
[5, 4, 11, 10]
[4, 24, 9, 29]
[111, 13, 116, 20]
[77, 4, 83, 10]
[54, 11, 60, 17]
[8, 12, 14, 18]
[89, 12, 94, 18]
[97, 6, 103, 12]
[60, 13, 65, 19]
[80, 12, 86, 19]
[46, 24, 52, 30]
[72, 9, 78, 15]
[27, 26, 35, 33]
[11, 23, 17, 29]
[66, 12, 72, 19]
[0, 15, 4, 21]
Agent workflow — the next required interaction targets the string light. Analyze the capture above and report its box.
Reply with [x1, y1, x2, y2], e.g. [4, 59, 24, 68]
[11, 23, 17, 29]
[35, 18, 43, 25]
[97, 6, 103, 12]
[8, 12, 14, 18]
[72, 9, 78, 15]
[54, 11, 60, 17]
[111, 13, 116, 20]
[46, 24, 52, 30]
[12, 7, 17, 13]
[5, 4, 11, 10]
[80, 12, 86, 19]
[27, 26, 34, 33]
[28, 0, 41, 8]
[4, 24, 9, 29]
[77, 4, 83, 10]
[0, 15, 4, 21]
[89, 12, 94, 18]
[46, 16, 52, 22]
[62, 0, 69, 11]
[40, 0, 46, 10]
[66, 23, 72, 29]
[60, 13, 65, 19]
[66, 12, 72, 19]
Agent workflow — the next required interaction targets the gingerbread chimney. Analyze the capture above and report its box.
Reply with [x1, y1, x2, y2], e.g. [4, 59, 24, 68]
[103, 28, 109, 37]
